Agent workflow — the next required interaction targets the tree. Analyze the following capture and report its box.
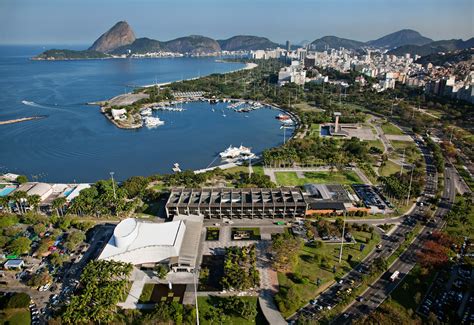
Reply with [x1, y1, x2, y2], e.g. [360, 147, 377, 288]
[28, 271, 52, 287]
[0, 196, 11, 213]
[8, 236, 31, 255]
[33, 223, 47, 236]
[49, 251, 66, 267]
[154, 264, 169, 279]
[271, 232, 302, 271]
[10, 191, 27, 215]
[6, 293, 30, 308]
[16, 175, 28, 184]
[64, 230, 86, 251]
[27, 194, 41, 212]
[51, 197, 67, 217]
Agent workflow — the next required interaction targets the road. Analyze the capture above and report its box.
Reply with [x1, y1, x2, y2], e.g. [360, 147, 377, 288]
[333, 165, 457, 324]
[287, 137, 443, 323]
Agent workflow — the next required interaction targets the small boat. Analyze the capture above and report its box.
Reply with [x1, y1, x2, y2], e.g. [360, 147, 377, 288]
[140, 108, 153, 116]
[144, 116, 165, 128]
[276, 113, 291, 121]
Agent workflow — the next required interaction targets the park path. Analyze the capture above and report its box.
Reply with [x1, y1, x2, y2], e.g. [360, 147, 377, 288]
[256, 240, 287, 325]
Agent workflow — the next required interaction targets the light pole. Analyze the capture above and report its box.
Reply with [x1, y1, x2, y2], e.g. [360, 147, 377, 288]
[110, 172, 117, 200]
[406, 167, 414, 205]
[193, 268, 200, 325]
[338, 210, 346, 264]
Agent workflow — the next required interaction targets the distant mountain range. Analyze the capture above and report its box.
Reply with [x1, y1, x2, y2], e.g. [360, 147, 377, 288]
[310, 29, 473, 57]
[387, 38, 474, 56]
[35, 21, 279, 59]
[34, 21, 473, 60]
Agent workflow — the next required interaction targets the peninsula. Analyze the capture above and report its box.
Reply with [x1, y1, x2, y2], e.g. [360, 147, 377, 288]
[91, 62, 259, 129]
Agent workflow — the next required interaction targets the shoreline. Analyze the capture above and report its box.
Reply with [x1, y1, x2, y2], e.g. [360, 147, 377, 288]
[0, 115, 47, 125]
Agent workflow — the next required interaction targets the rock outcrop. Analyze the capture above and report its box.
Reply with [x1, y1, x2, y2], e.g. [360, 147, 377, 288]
[89, 21, 136, 53]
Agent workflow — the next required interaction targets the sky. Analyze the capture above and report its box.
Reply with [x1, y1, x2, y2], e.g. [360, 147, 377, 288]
[0, 0, 472, 45]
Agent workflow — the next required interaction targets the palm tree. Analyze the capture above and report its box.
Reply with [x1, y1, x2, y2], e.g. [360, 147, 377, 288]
[51, 197, 67, 217]
[11, 191, 27, 214]
[27, 194, 41, 212]
[0, 196, 11, 213]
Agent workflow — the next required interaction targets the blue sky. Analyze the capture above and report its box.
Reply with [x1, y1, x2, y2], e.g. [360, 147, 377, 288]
[0, 0, 472, 45]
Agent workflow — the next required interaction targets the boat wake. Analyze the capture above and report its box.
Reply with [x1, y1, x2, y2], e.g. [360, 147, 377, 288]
[21, 100, 51, 109]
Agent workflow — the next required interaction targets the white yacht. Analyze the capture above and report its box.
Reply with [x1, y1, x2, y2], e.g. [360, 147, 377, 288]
[219, 145, 253, 159]
[140, 108, 153, 116]
[144, 116, 165, 128]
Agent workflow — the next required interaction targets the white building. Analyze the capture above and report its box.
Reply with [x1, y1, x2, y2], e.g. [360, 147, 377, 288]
[278, 61, 307, 86]
[111, 109, 127, 121]
[99, 216, 203, 272]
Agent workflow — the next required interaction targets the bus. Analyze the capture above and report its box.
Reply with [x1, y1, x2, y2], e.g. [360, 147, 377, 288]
[390, 270, 400, 282]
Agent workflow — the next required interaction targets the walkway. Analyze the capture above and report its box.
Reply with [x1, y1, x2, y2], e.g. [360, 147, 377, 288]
[256, 240, 287, 325]
[118, 268, 149, 309]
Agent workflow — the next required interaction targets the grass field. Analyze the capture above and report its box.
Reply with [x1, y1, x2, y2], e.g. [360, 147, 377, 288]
[365, 139, 385, 152]
[275, 171, 362, 186]
[138, 283, 155, 303]
[225, 165, 264, 176]
[293, 102, 324, 112]
[277, 230, 380, 317]
[381, 122, 404, 135]
[0, 308, 31, 325]
[197, 296, 265, 324]
[379, 160, 401, 177]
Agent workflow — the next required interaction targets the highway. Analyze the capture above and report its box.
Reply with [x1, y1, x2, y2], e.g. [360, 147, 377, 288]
[287, 137, 453, 324]
[333, 165, 457, 324]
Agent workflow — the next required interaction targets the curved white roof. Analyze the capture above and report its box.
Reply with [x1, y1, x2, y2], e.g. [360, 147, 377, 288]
[99, 219, 186, 265]
[27, 183, 52, 197]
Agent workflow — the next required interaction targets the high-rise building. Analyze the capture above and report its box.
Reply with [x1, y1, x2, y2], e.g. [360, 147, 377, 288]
[286, 40, 291, 51]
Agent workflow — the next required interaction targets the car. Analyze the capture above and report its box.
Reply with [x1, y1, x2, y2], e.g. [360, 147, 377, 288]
[310, 299, 318, 305]
[357, 296, 364, 302]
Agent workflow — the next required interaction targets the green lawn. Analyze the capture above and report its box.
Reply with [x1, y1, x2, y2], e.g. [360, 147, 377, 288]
[197, 296, 264, 325]
[275, 171, 362, 186]
[277, 230, 380, 317]
[365, 139, 385, 152]
[225, 165, 264, 176]
[206, 227, 220, 241]
[379, 160, 401, 177]
[293, 102, 324, 112]
[0, 308, 31, 325]
[381, 122, 404, 135]
[138, 283, 155, 303]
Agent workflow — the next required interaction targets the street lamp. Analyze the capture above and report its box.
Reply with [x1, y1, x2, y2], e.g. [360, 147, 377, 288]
[110, 172, 117, 200]
[193, 268, 200, 325]
[338, 209, 347, 264]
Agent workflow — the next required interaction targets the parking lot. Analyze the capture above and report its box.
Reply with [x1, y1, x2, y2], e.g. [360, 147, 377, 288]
[352, 184, 393, 213]
[418, 237, 473, 323]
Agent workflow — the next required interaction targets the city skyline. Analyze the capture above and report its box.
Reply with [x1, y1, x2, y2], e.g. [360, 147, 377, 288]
[0, 0, 472, 45]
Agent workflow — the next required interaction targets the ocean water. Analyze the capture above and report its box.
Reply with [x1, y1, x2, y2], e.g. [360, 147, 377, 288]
[0, 46, 285, 183]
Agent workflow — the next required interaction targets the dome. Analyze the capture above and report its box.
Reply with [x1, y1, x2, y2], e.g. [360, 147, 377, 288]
[113, 218, 139, 248]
